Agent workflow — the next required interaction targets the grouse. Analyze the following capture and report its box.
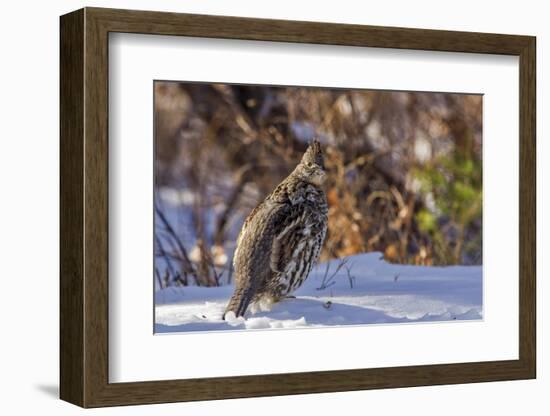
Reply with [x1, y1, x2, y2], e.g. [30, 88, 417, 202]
[224, 140, 328, 319]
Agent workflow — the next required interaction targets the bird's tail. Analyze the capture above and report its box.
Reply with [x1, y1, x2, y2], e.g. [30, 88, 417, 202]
[223, 286, 255, 319]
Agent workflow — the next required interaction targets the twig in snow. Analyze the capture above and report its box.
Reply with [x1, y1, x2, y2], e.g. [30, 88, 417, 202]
[155, 202, 199, 283]
[155, 234, 177, 283]
[316, 257, 349, 290]
[343, 261, 356, 289]
[155, 267, 164, 290]
[227, 259, 234, 285]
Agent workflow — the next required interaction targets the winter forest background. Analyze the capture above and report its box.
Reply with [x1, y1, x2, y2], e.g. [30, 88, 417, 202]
[153, 81, 483, 332]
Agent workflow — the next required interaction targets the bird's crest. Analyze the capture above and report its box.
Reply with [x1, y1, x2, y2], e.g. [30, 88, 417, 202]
[301, 138, 324, 168]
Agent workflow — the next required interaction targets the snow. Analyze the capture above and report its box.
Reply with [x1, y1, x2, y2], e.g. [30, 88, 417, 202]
[155, 252, 482, 333]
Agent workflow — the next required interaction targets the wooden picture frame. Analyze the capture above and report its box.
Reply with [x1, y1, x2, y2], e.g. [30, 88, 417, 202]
[60, 7, 536, 408]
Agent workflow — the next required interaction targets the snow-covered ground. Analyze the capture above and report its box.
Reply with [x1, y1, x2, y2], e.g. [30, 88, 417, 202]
[155, 252, 482, 333]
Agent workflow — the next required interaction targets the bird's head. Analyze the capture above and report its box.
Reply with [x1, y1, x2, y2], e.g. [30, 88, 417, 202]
[294, 139, 327, 186]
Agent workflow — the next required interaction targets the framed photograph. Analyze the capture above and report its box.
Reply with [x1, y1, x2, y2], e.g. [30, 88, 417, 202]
[60, 7, 536, 408]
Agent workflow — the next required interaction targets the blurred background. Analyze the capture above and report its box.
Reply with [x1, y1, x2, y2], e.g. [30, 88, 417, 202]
[154, 81, 482, 288]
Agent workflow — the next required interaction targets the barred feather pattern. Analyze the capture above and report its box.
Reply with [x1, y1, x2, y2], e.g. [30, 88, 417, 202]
[224, 141, 328, 319]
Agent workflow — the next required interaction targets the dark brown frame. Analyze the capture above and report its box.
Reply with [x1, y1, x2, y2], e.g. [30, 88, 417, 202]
[60, 7, 536, 408]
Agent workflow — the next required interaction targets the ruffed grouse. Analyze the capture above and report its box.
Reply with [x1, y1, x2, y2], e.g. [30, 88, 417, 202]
[224, 140, 328, 319]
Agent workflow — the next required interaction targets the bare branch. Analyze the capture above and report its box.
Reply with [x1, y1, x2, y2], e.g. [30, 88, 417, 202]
[154, 202, 198, 280]
[317, 257, 349, 290]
